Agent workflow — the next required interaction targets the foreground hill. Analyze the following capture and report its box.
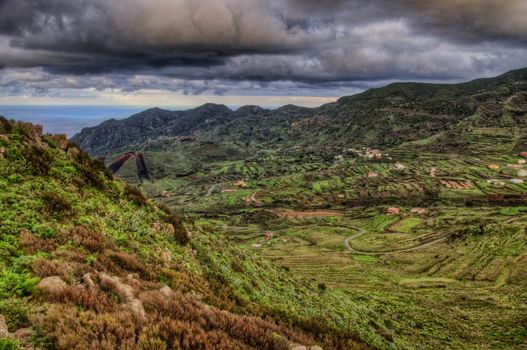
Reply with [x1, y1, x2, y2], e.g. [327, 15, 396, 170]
[73, 68, 527, 158]
[0, 118, 387, 349]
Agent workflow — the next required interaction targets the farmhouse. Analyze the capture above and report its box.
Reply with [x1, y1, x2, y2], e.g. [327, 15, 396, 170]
[411, 208, 426, 215]
[264, 231, 274, 240]
[518, 170, 527, 177]
[394, 163, 406, 170]
[368, 171, 379, 178]
[510, 179, 524, 184]
[234, 179, 248, 188]
[519, 151, 527, 157]
[386, 207, 401, 215]
[518, 159, 526, 164]
[488, 164, 500, 170]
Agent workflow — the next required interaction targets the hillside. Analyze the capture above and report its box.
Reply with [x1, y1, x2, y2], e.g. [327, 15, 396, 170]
[68, 68, 527, 349]
[73, 68, 527, 159]
[0, 118, 391, 350]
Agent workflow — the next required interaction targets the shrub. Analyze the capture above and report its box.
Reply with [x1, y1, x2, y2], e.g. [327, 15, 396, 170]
[43, 286, 116, 313]
[41, 190, 73, 219]
[106, 252, 152, 279]
[160, 207, 190, 245]
[20, 145, 53, 176]
[0, 270, 39, 299]
[65, 226, 115, 253]
[0, 116, 13, 134]
[19, 230, 57, 254]
[31, 258, 73, 283]
[77, 164, 105, 189]
[124, 184, 148, 207]
[0, 338, 21, 350]
[0, 297, 29, 330]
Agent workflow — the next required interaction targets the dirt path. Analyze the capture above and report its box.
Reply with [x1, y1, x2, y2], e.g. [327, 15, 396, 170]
[275, 210, 344, 218]
[344, 227, 449, 255]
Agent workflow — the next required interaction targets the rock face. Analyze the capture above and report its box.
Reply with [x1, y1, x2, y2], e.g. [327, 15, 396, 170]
[36, 276, 68, 295]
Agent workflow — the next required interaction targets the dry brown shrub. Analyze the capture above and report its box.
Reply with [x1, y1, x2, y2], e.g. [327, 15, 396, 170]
[124, 183, 148, 206]
[19, 230, 57, 254]
[53, 249, 89, 266]
[41, 190, 73, 218]
[63, 226, 116, 253]
[104, 251, 153, 279]
[140, 291, 291, 350]
[31, 305, 139, 350]
[31, 258, 73, 283]
[39, 286, 116, 313]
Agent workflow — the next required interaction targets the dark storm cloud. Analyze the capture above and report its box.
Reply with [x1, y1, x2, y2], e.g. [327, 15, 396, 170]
[0, 0, 526, 96]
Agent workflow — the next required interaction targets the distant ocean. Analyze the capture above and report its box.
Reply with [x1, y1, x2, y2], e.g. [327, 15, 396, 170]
[0, 105, 153, 137]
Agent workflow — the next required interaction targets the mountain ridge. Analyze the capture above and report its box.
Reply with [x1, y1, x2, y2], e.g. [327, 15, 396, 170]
[72, 68, 527, 158]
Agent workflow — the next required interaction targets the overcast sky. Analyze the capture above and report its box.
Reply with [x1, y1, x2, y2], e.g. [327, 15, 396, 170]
[0, 0, 526, 107]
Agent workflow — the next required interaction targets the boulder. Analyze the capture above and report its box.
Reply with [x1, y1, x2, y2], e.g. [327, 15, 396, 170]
[291, 346, 308, 350]
[36, 276, 67, 295]
[159, 286, 175, 298]
[165, 224, 175, 236]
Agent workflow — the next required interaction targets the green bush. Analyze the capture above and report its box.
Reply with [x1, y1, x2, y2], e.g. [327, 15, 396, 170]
[0, 270, 39, 299]
[0, 338, 21, 350]
[0, 298, 28, 330]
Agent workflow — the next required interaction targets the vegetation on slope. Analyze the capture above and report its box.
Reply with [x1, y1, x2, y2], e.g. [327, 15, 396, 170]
[0, 118, 393, 349]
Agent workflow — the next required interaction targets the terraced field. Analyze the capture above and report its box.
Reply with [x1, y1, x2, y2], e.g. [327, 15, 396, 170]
[107, 136, 527, 349]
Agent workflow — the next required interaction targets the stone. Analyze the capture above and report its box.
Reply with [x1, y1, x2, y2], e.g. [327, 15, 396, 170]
[82, 273, 96, 290]
[126, 299, 146, 321]
[290, 345, 307, 350]
[36, 276, 67, 295]
[165, 224, 175, 236]
[12, 327, 32, 341]
[0, 314, 8, 337]
[151, 222, 163, 232]
[159, 286, 174, 298]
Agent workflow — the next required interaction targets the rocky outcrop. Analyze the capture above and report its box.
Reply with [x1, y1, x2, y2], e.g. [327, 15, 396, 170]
[36, 276, 68, 295]
[97, 273, 146, 321]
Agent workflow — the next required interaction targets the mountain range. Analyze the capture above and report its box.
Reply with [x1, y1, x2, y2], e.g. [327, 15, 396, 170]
[73, 68, 527, 158]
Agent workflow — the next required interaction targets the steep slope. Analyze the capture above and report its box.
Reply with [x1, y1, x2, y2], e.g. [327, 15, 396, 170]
[73, 68, 527, 158]
[0, 118, 391, 349]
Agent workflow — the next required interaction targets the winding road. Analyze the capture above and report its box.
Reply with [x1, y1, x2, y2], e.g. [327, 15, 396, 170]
[344, 226, 449, 255]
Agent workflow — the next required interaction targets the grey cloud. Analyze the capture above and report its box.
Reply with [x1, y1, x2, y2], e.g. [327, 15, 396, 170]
[0, 0, 526, 97]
